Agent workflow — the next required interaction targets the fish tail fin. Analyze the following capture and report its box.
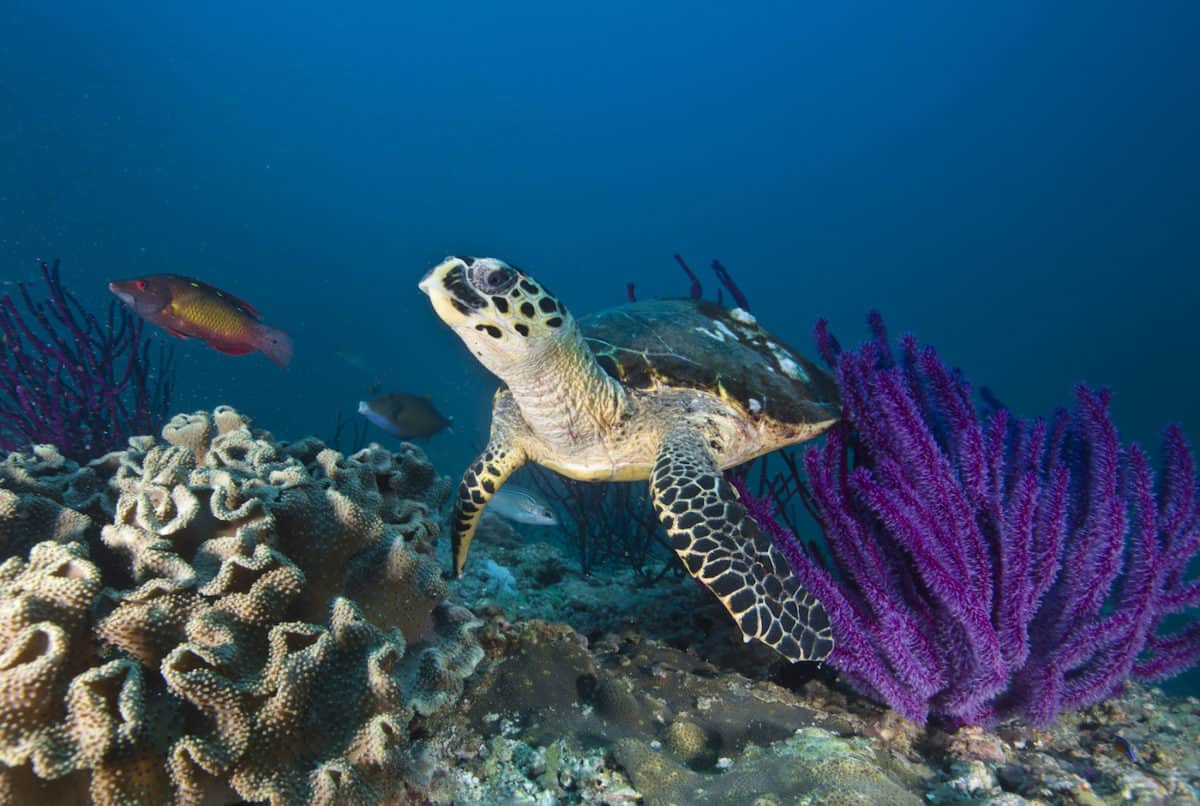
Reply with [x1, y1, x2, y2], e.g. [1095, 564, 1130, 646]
[256, 324, 294, 368]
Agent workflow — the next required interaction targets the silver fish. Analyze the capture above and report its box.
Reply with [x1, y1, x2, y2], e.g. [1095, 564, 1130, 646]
[488, 487, 558, 526]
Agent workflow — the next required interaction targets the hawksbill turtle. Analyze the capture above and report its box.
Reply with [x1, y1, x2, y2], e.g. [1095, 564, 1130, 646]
[419, 256, 840, 661]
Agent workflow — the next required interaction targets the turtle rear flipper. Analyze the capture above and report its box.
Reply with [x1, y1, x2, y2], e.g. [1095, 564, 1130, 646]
[650, 427, 833, 661]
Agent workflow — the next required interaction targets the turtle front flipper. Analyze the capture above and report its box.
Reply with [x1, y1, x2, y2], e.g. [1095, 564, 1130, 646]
[650, 427, 833, 662]
[451, 441, 526, 576]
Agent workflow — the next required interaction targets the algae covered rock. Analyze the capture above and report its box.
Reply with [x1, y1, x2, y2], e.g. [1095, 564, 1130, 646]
[613, 727, 921, 806]
[0, 407, 483, 805]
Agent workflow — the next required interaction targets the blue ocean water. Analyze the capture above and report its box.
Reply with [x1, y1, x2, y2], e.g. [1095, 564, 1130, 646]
[2, 2, 1198, 696]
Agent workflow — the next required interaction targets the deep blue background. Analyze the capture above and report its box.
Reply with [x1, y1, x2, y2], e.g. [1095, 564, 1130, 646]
[2, 2, 1198, 686]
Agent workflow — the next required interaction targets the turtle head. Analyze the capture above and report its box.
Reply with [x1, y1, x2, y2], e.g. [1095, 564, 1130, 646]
[419, 256, 574, 375]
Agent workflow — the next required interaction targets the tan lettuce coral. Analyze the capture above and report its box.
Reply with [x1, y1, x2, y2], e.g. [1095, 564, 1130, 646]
[0, 407, 481, 805]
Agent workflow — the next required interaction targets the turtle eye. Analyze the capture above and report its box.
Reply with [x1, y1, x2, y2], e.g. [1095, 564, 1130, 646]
[469, 262, 518, 295]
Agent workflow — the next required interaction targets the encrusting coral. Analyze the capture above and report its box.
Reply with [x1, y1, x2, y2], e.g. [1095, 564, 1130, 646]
[0, 406, 483, 805]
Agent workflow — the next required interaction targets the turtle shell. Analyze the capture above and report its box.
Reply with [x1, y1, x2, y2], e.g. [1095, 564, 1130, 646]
[580, 298, 839, 428]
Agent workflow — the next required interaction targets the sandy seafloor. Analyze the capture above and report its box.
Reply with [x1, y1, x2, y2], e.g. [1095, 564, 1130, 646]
[424, 513, 1200, 806]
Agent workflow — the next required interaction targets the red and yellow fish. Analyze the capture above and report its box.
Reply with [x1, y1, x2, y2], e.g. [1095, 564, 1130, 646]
[109, 275, 293, 368]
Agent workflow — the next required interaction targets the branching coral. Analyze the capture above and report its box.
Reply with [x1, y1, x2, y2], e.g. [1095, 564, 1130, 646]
[0, 260, 174, 462]
[742, 314, 1200, 726]
[524, 467, 669, 579]
[0, 407, 481, 805]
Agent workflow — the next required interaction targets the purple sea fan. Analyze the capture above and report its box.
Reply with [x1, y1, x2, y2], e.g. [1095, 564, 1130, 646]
[0, 260, 175, 461]
[747, 314, 1200, 726]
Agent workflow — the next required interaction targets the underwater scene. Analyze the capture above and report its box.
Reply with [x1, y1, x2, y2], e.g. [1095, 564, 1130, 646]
[2, 2, 1199, 804]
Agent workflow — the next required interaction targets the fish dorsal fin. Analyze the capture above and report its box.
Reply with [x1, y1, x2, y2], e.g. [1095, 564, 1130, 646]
[177, 275, 263, 320]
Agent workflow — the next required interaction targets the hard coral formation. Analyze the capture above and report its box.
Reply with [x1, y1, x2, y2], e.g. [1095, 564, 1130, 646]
[0, 406, 482, 805]
[749, 314, 1200, 727]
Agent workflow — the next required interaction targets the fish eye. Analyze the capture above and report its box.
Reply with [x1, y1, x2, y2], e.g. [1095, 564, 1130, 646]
[470, 263, 517, 295]
[135, 280, 148, 291]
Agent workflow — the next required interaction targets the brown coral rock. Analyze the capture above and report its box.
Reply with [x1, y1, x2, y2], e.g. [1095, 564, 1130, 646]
[0, 407, 482, 805]
[0, 541, 103, 779]
[0, 489, 91, 561]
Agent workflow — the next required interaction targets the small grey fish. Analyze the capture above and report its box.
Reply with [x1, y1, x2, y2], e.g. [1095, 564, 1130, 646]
[488, 487, 558, 526]
[334, 347, 373, 374]
[358, 392, 453, 440]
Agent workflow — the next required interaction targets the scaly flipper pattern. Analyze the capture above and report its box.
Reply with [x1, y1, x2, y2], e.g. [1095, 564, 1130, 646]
[451, 441, 526, 576]
[650, 427, 833, 661]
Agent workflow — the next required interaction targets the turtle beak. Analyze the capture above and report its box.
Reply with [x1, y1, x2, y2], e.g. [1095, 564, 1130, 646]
[418, 257, 467, 296]
[417, 264, 442, 296]
[419, 258, 474, 326]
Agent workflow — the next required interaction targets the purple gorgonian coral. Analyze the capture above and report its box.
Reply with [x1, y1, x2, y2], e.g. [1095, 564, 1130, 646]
[1, 260, 174, 461]
[741, 313, 1200, 726]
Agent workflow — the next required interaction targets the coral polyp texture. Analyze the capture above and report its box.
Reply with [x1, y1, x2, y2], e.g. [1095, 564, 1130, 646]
[0, 406, 482, 805]
[747, 314, 1200, 727]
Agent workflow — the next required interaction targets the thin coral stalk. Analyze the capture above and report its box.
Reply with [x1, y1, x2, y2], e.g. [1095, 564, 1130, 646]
[0, 260, 174, 460]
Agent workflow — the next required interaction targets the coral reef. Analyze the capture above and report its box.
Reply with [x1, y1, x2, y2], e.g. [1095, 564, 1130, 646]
[612, 726, 922, 806]
[3, 277, 1194, 802]
[416, 591, 1200, 805]
[448, 514, 760, 667]
[747, 314, 1200, 726]
[0, 260, 174, 461]
[0, 406, 482, 805]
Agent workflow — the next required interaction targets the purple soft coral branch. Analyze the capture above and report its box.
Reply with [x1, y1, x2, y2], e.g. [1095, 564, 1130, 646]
[625, 255, 751, 310]
[0, 259, 174, 460]
[1157, 423, 1196, 537]
[1047, 387, 1128, 650]
[672, 254, 703, 299]
[740, 313, 1200, 727]
[11, 267, 114, 430]
[918, 344, 987, 506]
[813, 318, 841, 367]
[1134, 624, 1200, 681]
[734, 473, 937, 720]
[802, 434, 947, 697]
[996, 470, 1038, 667]
[711, 259, 750, 311]
[1162, 581, 1200, 613]
[1048, 446, 1162, 712]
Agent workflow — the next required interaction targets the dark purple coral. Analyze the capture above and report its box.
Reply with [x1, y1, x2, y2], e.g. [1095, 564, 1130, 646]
[740, 313, 1200, 725]
[625, 255, 751, 310]
[672, 254, 703, 300]
[0, 260, 174, 461]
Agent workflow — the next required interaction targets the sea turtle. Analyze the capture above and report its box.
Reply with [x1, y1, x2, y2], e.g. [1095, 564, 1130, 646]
[419, 256, 840, 661]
